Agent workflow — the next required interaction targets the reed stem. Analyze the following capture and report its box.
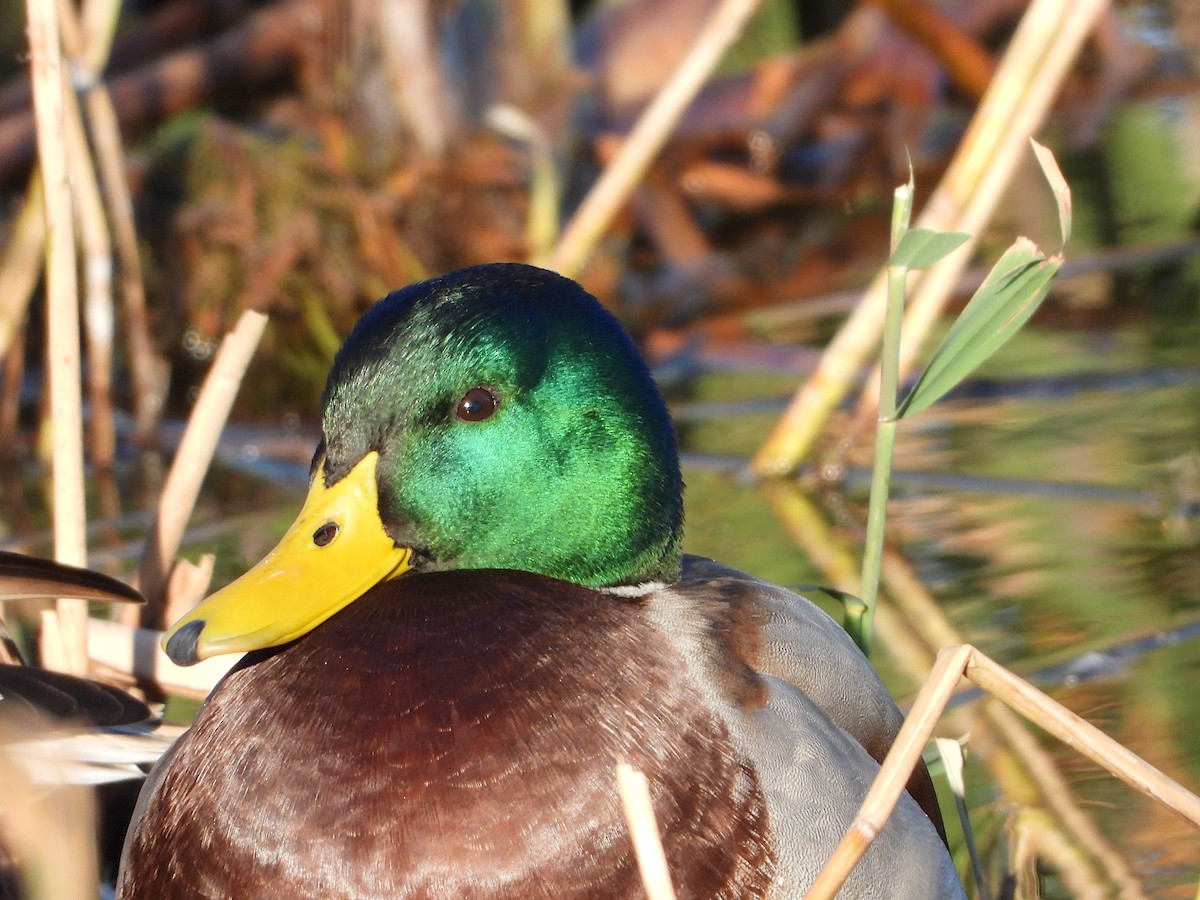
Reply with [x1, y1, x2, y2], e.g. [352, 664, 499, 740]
[548, 0, 766, 278]
[850, 183, 913, 654]
[27, 0, 89, 675]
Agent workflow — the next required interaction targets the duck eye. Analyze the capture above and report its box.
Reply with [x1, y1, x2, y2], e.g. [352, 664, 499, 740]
[456, 387, 499, 422]
[313, 522, 339, 547]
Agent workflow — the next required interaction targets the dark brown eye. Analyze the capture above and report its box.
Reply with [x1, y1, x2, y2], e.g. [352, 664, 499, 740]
[456, 387, 499, 422]
[313, 522, 339, 547]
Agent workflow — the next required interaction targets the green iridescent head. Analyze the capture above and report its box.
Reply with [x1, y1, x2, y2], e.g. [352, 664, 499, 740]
[319, 262, 684, 587]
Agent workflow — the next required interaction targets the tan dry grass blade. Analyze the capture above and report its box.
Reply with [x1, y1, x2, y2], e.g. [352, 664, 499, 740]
[804, 644, 1200, 899]
[1031, 139, 1072, 250]
[753, 0, 1111, 475]
[137, 310, 269, 614]
[27, 0, 89, 675]
[616, 763, 678, 900]
[546, 0, 767, 278]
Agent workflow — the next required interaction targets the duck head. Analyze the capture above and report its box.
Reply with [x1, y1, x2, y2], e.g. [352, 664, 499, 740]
[163, 263, 683, 665]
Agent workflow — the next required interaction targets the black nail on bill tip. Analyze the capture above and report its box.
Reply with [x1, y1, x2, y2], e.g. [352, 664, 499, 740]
[165, 619, 206, 667]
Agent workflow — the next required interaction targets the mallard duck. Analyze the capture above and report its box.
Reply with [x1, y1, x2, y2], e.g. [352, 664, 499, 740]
[118, 263, 964, 898]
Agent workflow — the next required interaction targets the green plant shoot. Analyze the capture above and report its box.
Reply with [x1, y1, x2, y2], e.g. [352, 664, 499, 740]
[849, 140, 1071, 656]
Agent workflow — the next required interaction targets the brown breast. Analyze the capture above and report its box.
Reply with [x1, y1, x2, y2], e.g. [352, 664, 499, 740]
[120, 569, 776, 899]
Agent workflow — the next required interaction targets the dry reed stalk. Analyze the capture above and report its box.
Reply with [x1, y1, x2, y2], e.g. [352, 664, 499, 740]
[86, 84, 159, 442]
[881, 544, 1146, 894]
[763, 483, 1152, 892]
[137, 310, 269, 613]
[52, 0, 86, 60]
[985, 699, 1145, 896]
[1010, 806, 1106, 897]
[65, 0, 159, 442]
[0, 180, 46, 359]
[372, 0, 454, 156]
[162, 553, 215, 626]
[753, 0, 1111, 476]
[545, 0, 767, 279]
[878, 537, 1149, 893]
[54, 0, 154, 465]
[0, 720, 97, 900]
[76, 0, 123, 76]
[967, 652, 1200, 825]
[0, 338, 24, 464]
[27, 0, 89, 675]
[616, 763, 678, 900]
[87, 618, 233, 698]
[487, 106, 560, 266]
[804, 644, 1200, 899]
[60, 52, 117, 469]
[806, 644, 973, 899]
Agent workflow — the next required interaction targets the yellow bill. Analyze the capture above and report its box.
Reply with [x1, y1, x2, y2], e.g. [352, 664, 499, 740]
[162, 451, 413, 666]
